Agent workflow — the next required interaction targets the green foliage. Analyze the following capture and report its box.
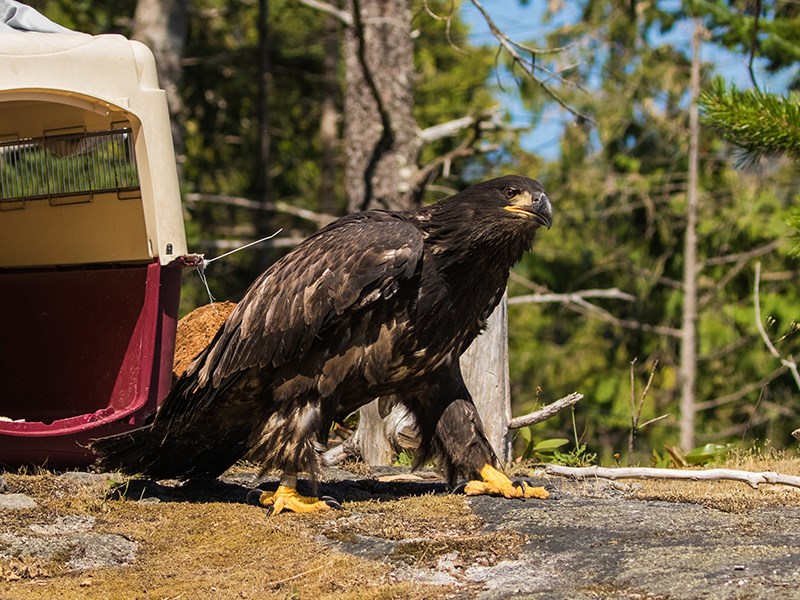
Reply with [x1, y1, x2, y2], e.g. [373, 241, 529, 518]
[688, 0, 800, 87]
[394, 450, 415, 468]
[507, 0, 800, 460]
[684, 443, 733, 465]
[518, 426, 570, 462]
[650, 449, 674, 468]
[699, 78, 800, 163]
[789, 205, 800, 256]
[550, 444, 598, 467]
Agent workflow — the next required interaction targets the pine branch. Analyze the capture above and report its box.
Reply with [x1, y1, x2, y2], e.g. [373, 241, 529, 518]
[699, 78, 800, 163]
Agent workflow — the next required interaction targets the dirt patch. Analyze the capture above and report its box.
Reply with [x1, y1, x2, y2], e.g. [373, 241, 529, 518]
[172, 301, 236, 377]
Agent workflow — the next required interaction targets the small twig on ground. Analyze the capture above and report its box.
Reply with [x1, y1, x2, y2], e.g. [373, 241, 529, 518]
[264, 563, 329, 588]
[545, 465, 800, 490]
[508, 392, 583, 430]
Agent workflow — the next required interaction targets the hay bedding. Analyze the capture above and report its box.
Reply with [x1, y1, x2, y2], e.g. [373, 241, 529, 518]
[171, 301, 236, 378]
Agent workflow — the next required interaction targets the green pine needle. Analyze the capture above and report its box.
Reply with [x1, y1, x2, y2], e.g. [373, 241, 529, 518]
[699, 78, 800, 164]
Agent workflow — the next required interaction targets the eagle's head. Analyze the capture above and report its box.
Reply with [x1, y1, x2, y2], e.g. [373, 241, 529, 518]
[467, 175, 552, 230]
[422, 175, 552, 264]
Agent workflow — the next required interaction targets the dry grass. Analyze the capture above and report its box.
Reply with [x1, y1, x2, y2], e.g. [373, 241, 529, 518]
[0, 472, 474, 599]
[633, 448, 800, 512]
[0, 470, 533, 598]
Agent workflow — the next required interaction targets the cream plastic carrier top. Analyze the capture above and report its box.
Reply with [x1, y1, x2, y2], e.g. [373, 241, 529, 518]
[0, 32, 187, 267]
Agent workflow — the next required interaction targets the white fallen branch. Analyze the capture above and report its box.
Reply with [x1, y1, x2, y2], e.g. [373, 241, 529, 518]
[508, 288, 636, 305]
[544, 465, 800, 490]
[508, 392, 583, 430]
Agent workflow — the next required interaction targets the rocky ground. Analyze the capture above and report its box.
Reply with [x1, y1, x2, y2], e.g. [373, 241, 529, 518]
[1, 461, 799, 599]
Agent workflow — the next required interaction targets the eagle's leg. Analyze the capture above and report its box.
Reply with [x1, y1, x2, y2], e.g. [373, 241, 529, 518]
[257, 474, 340, 515]
[404, 362, 548, 500]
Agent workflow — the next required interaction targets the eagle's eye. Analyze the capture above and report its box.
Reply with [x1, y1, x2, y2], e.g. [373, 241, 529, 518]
[504, 187, 518, 200]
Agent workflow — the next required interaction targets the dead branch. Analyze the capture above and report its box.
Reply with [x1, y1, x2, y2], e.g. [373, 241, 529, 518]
[184, 192, 337, 227]
[297, 0, 353, 26]
[418, 108, 506, 143]
[468, 0, 592, 122]
[508, 288, 636, 305]
[703, 240, 780, 267]
[508, 392, 583, 430]
[508, 272, 681, 338]
[754, 261, 800, 392]
[695, 365, 787, 411]
[545, 465, 800, 490]
[628, 359, 662, 462]
[323, 429, 362, 466]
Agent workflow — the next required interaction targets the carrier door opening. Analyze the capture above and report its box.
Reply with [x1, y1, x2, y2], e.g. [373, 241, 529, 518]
[0, 265, 153, 424]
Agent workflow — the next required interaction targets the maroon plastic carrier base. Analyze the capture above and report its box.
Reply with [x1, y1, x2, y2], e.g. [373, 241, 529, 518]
[0, 261, 181, 468]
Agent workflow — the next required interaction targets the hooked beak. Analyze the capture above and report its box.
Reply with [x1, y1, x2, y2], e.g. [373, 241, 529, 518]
[504, 191, 553, 229]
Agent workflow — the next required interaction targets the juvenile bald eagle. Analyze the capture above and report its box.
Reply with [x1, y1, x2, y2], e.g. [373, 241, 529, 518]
[92, 175, 553, 514]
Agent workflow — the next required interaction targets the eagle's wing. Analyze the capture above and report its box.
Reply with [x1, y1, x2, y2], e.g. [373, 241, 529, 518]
[195, 213, 424, 388]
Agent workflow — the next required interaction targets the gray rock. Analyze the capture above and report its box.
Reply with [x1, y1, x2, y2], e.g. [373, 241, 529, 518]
[65, 533, 138, 570]
[29, 515, 96, 535]
[0, 493, 37, 510]
[0, 532, 137, 570]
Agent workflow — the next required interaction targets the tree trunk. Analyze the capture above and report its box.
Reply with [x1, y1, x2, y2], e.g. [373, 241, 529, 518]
[318, 12, 341, 215]
[460, 297, 512, 462]
[342, 0, 417, 464]
[679, 20, 702, 452]
[343, 0, 419, 212]
[132, 0, 188, 177]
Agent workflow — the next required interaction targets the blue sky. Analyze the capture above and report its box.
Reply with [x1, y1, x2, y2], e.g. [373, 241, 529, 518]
[456, 1, 793, 160]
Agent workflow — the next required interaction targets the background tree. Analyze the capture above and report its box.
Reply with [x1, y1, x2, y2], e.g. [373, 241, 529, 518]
[502, 0, 799, 461]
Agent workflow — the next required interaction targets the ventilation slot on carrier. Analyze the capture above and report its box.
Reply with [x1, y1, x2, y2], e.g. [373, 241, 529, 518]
[0, 126, 141, 208]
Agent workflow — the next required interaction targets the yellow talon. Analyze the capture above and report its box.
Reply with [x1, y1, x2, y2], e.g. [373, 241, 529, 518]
[464, 464, 549, 500]
[258, 485, 334, 515]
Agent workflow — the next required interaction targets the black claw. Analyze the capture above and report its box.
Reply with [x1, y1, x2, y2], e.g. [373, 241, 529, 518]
[321, 496, 342, 510]
[512, 480, 528, 501]
[452, 483, 467, 495]
[246, 488, 263, 506]
[265, 505, 275, 517]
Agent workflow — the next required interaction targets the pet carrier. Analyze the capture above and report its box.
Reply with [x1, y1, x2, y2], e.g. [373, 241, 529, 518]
[0, 32, 190, 466]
